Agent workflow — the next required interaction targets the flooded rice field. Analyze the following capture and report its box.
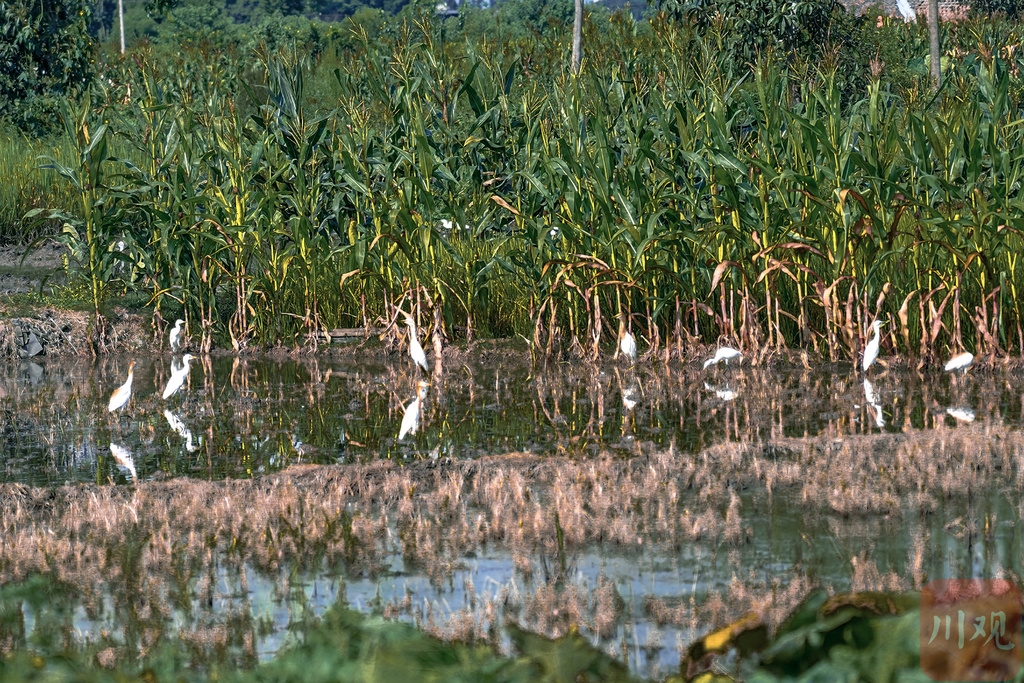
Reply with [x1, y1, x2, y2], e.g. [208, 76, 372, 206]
[0, 350, 1022, 678]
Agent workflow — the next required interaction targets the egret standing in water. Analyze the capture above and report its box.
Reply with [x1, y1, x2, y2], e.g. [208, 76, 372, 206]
[169, 319, 185, 352]
[403, 313, 429, 373]
[703, 346, 742, 369]
[862, 320, 884, 373]
[108, 362, 136, 412]
[399, 380, 430, 441]
[617, 311, 637, 364]
[162, 354, 195, 399]
[944, 352, 974, 374]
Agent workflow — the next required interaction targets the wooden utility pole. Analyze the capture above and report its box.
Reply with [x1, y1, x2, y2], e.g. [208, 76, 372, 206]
[119, 0, 125, 54]
[928, 0, 941, 89]
[571, 0, 583, 74]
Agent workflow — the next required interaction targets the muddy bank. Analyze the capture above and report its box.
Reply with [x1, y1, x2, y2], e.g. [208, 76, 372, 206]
[0, 241, 147, 357]
[0, 307, 154, 358]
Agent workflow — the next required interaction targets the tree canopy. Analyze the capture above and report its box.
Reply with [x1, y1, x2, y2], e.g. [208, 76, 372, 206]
[0, 0, 94, 132]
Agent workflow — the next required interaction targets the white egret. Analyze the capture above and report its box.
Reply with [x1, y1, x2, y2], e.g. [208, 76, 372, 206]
[169, 319, 184, 352]
[944, 352, 974, 374]
[703, 346, 742, 369]
[162, 354, 195, 399]
[109, 443, 137, 482]
[617, 311, 637, 363]
[292, 434, 317, 457]
[896, 0, 917, 22]
[108, 361, 136, 412]
[862, 320, 884, 373]
[399, 380, 430, 441]
[403, 314, 429, 373]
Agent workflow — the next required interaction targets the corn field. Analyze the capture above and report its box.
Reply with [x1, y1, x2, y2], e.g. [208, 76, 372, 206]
[19, 13, 1024, 362]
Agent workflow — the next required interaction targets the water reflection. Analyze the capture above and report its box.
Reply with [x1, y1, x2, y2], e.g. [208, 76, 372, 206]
[704, 381, 737, 402]
[0, 352, 1021, 678]
[161, 354, 195, 400]
[108, 443, 136, 482]
[945, 406, 976, 423]
[0, 356, 1021, 485]
[20, 360, 43, 385]
[863, 378, 884, 428]
[163, 409, 198, 452]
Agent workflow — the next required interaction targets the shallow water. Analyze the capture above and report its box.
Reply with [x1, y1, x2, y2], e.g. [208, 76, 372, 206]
[1, 354, 1018, 486]
[1, 352, 1022, 677]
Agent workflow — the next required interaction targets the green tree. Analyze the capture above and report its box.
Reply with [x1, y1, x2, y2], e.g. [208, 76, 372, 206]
[662, 0, 860, 66]
[0, 0, 94, 133]
[158, 1, 238, 45]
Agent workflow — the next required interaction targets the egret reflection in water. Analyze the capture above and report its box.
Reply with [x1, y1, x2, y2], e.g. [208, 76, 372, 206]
[946, 407, 976, 423]
[0, 355, 1012, 486]
[162, 354, 196, 400]
[164, 409, 198, 452]
[1, 350, 1020, 680]
[621, 383, 640, 411]
[704, 382, 738, 402]
[399, 380, 430, 441]
[108, 443, 136, 482]
[863, 378, 884, 428]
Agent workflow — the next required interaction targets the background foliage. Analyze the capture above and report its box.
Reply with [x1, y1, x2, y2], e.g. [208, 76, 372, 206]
[0, 0, 94, 133]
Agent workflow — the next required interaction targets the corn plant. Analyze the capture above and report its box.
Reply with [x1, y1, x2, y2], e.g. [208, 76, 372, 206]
[30, 14, 1024, 362]
[26, 94, 131, 351]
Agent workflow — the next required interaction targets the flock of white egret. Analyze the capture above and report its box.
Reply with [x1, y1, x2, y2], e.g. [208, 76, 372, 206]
[859, 320, 975, 428]
[99, 314, 979, 481]
[107, 319, 196, 481]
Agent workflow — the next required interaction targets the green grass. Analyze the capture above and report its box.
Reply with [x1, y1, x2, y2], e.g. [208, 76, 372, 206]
[0, 126, 79, 244]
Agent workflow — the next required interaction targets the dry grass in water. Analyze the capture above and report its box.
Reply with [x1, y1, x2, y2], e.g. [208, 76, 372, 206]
[0, 424, 1014, 662]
